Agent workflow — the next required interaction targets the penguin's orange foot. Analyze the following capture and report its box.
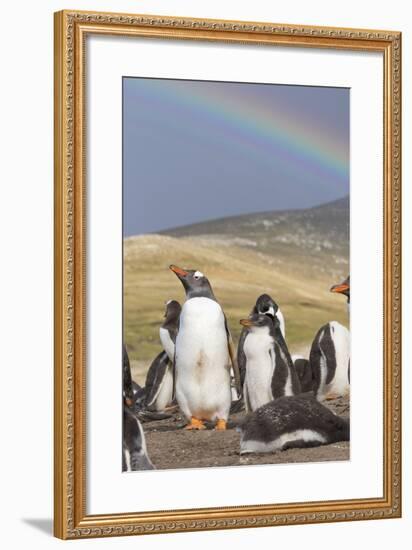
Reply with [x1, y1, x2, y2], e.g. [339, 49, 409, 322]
[185, 417, 206, 430]
[215, 419, 227, 431]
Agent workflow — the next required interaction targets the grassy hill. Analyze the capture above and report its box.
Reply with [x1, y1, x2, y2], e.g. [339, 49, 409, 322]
[124, 197, 349, 373]
[162, 196, 349, 272]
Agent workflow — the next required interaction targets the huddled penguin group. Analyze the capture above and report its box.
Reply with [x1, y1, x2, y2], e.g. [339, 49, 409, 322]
[123, 269, 351, 470]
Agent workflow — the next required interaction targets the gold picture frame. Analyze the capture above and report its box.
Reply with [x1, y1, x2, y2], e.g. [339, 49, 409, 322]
[54, 9, 402, 539]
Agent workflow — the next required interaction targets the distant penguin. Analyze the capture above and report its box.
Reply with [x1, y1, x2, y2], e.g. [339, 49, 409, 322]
[239, 313, 301, 412]
[144, 350, 174, 412]
[292, 355, 314, 393]
[330, 276, 350, 313]
[238, 294, 285, 389]
[122, 405, 155, 471]
[310, 321, 350, 401]
[159, 300, 181, 362]
[169, 264, 240, 430]
[238, 394, 349, 454]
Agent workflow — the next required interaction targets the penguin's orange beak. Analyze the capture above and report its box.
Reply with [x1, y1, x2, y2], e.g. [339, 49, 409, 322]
[330, 282, 349, 294]
[240, 318, 254, 327]
[169, 265, 188, 277]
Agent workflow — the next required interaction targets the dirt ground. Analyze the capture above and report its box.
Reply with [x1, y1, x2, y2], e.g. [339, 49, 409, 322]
[142, 395, 350, 470]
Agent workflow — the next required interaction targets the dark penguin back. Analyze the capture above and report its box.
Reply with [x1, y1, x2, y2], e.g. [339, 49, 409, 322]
[310, 323, 337, 396]
[144, 350, 173, 409]
[241, 394, 349, 448]
[237, 328, 248, 388]
[294, 358, 314, 393]
[270, 344, 291, 398]
[271, 324, 301, 396]
[162, 301, 181, 344]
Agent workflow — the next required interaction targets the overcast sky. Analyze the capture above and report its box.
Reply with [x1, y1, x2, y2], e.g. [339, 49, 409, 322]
[123, 77, 349, 236]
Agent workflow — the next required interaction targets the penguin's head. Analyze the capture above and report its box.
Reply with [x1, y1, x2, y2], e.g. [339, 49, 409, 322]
[163, 299, 181, 319]
[169, 265, 215, 299]
[240, 313, 279, 331]
[330, 276, 350, 302]
[254, 293, 279, 320]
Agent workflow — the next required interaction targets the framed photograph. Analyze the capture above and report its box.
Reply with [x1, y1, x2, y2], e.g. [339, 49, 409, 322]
[54, 10, 402, 539]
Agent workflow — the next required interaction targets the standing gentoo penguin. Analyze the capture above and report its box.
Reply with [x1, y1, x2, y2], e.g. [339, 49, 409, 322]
[159, 300, 181, 362]
[238, 394, 349, 454]
[239, 313, 301, 412]
[169, 265, 240, 430]
[140, 300, 181, 412]
[310, 321, 350, 401]
[237, 294, 285, 390]
[141, 299, 181, 412]
[331, 276, 350, 312]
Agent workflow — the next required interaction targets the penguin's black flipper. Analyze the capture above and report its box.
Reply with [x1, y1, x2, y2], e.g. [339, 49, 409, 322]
[144, 351, 171, 407]
[230, 397, 245, 413]
[310, 323, 337, 396]
[171, 349, 176, 402]
[294, 358, 314, 393]
[237, 327, 248, 389]
[138, 410, 173, 422]
[273, 325, 302, 395]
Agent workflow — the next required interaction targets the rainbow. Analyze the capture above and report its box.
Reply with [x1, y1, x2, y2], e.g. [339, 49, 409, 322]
[124, 77, 349, 184]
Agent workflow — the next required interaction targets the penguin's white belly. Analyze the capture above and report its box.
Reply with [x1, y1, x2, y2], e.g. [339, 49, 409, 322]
[320, 321, 350, 398]
[175, 298, 231, 420]
[328, 322, 350, 394]
[240, 429, 326, 454]
[153, 365, 174, 411]
[159, 327, 175, 362]
[244, 329, 275, 411]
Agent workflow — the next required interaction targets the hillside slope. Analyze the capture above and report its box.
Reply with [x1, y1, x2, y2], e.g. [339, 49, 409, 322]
[162, 196, 349, 277]
[124, 198, 349, 368]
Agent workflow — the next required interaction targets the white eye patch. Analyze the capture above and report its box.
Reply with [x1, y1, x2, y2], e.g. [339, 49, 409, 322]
[267, 306, 275, 317]
[194, 271, 204, 278]
[165, 299, 172, 305]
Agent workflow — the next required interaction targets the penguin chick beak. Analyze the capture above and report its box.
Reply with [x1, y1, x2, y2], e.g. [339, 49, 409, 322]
[169, 265, 188, 278]
[330, 282, 349, 295]
[240, 318, 254, 327]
